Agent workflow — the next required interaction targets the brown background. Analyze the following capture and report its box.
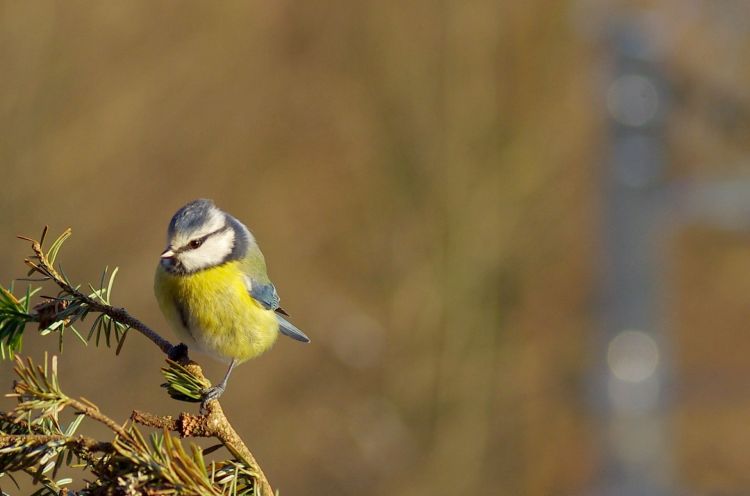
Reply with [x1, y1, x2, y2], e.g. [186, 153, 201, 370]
[1, 1, 750, 495]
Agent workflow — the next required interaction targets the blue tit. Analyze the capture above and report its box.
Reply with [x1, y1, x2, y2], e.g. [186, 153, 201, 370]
[154, 199, 309, 402]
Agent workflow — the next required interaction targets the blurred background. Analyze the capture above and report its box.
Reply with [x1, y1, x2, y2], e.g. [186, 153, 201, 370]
[2, 1, 750, 495]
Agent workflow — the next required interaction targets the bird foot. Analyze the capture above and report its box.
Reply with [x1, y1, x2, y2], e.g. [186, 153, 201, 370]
[200, 384, 225, 414]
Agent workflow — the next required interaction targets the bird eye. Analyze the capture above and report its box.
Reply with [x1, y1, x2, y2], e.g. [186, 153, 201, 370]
[188, 239, 203, 249]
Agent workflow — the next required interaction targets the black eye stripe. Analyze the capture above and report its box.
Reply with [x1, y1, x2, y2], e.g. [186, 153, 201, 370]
[178, 224, 231, 253]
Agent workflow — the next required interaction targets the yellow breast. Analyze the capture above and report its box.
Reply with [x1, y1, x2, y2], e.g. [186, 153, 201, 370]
[154, 262, 279, 363]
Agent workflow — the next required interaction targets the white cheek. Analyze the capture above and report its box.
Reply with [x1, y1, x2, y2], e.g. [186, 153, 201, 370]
[179, 250, 220, 273]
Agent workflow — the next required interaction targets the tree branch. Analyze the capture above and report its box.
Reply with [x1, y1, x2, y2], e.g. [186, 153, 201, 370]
[131, 400, 275, 496]
[16, 229, 275, 496]
[21, 231, 173, 354]
[0, 434, 112, 453]
[203, 400, 274, 496]
[67, 397, 129, 440]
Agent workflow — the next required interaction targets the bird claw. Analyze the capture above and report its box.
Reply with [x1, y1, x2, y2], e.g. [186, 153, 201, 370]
[200, 384, 225, 414]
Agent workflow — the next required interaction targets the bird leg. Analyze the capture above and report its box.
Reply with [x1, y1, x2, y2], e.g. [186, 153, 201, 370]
[201, 359, 237, 411]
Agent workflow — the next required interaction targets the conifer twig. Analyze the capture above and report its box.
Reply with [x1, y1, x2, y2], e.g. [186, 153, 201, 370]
[19, 230, 173, 355]
[131, 401, 275, 496]
[66, 397, 129, 440]
[0, 434, 112, 453]
[13, 228, 275, 496]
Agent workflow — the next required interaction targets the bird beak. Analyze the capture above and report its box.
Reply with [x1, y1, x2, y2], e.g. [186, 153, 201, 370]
[160, 248, 175, 259]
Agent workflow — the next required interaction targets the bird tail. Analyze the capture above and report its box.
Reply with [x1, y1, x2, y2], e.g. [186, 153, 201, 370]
[276, 313, 310, 343]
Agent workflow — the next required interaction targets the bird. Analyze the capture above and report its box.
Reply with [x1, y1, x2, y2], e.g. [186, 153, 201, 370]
[154, 199, 309, 403]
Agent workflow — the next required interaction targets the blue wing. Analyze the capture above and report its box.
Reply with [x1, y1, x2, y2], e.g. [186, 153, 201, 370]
[246, 277, 310, 343]
[248, 280, 281, 311]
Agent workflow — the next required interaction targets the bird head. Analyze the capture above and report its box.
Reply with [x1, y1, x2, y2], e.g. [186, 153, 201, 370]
[160, 199, 250, 274]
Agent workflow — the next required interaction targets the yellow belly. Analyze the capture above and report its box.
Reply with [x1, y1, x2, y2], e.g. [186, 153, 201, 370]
[154, 262, 279, 363]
